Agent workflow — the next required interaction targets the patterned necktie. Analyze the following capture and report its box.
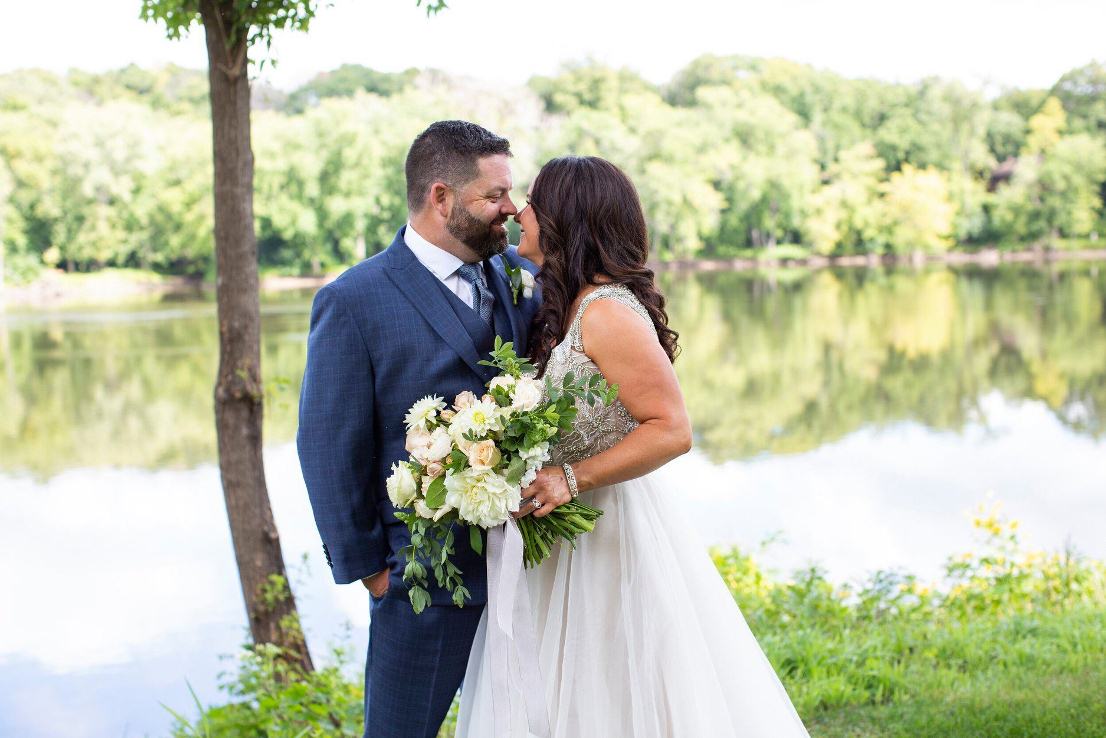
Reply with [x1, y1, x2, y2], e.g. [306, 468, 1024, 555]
[457, 262, 494, 325]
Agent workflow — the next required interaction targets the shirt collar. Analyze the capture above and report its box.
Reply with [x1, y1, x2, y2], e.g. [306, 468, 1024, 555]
[404, 222, 466, 280]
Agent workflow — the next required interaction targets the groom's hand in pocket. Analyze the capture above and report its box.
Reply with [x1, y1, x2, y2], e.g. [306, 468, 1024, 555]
[362, 568, 390, 598]
[514, 466, 572, 519]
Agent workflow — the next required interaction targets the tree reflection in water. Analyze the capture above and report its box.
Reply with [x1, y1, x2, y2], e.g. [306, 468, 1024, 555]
[0, 265, 1103, 477]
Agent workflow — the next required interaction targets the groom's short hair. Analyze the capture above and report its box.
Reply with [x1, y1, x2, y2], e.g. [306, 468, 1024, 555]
[406, 120, 512, 212]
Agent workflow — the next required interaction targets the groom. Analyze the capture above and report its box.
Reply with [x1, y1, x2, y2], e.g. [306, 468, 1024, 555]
[297, 120, 540, 737]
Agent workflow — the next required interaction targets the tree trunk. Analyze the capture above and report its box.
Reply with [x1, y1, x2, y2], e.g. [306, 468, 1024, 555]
[200, 0, 312, 673]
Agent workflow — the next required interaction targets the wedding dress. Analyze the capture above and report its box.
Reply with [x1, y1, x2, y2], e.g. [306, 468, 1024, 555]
[456, 284, 810, 737]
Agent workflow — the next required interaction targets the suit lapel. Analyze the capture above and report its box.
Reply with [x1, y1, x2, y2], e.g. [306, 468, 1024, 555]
[487, 254, 524, 350]
[383, 231, 487, 380]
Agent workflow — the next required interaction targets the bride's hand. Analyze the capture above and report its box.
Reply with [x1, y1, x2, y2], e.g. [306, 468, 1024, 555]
[513, 466, 571, 519]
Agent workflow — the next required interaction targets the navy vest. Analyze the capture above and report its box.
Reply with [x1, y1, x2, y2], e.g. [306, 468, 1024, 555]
[433, 264, 513, 382]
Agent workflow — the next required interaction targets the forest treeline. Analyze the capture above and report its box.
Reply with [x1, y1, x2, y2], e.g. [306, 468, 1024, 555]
[1, 56, 1105, 278]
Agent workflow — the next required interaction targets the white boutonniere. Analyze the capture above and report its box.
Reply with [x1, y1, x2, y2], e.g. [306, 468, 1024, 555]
[504, 265, 535, 304]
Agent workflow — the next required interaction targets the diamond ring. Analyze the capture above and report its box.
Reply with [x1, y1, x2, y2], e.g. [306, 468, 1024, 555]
[530, 498, 542, 510]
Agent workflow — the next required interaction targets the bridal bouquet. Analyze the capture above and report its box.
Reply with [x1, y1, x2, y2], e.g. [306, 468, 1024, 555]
[387, 337, 616, 613]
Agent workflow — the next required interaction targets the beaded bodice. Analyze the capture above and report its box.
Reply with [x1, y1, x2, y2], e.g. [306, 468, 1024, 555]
[544, 284, 654, 466]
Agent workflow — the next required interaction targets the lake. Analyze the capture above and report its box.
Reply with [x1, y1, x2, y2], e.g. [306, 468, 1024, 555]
[2, 263, 1105, 737]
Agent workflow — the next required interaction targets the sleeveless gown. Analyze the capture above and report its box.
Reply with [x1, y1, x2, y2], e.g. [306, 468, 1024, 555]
[456, 284, 810, 737]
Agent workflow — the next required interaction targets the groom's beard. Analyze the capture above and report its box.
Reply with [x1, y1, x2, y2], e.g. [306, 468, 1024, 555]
[447, 203, 508, 260]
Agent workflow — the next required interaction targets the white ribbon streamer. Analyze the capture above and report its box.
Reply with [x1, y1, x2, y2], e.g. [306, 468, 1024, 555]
[486, 518, 551, 738]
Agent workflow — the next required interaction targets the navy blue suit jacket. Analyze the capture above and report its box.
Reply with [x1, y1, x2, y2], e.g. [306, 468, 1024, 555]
[297, 226, 540, 606]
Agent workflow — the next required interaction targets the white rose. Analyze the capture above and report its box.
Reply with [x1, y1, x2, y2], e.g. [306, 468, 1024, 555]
[488, 375, 516, 392]
[520, 270, 535, 299]
[453, 390, 478, 410]
[510, 377, 544, 412]
[424, 427, 453, 463]
[467, 439, 502, 470]
[444, 469, 519, 528]
[455, 435, 475, 455]
[386, 461, 418, 508]
[413, 499, 435, 519]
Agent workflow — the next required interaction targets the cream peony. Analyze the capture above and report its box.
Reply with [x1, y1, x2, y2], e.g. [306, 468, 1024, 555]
[423, 427, 453, 463]
[510, 377, 544, 412]
[404, 395, 446, 431]
[444, 468, 519, 528]
[405, 426, 431, 457]
[453, 390, 478, 410]
[467, 439, 502, 470]
[386, 461, 418, 508]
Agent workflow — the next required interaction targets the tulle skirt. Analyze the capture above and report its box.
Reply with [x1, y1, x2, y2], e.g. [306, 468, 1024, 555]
[456, 467, 811, 737]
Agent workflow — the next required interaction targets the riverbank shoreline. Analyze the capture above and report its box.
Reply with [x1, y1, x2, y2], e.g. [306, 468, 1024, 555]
[4, 247, 1105, 309]
[655, 245, 1106, 272]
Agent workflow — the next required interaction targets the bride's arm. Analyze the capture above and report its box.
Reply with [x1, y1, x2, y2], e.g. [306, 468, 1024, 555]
[519, 297, 691, 516]
[571, 298, 693, 490]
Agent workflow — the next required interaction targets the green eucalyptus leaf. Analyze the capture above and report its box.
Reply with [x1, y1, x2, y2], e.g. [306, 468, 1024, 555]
[425, 476, 447, 508]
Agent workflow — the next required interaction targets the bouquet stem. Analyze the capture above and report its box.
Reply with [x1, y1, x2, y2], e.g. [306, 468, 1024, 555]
[516, 500, 603, 568]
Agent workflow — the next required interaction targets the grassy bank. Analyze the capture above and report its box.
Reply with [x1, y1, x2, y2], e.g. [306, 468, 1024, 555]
[168, 505, 1106, 737]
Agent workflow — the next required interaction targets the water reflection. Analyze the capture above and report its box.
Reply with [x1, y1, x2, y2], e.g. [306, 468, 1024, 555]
[662, 265, 1106, 460]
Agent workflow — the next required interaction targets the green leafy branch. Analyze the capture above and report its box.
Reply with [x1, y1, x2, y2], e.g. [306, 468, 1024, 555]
[478, 335, 536, 378]
[393, 513, 470, 613]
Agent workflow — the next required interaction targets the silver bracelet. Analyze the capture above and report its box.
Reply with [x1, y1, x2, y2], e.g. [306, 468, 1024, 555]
[562, 463, 579, 499]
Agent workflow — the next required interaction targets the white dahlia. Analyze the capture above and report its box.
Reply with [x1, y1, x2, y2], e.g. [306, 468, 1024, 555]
[404, 395, 446, 431]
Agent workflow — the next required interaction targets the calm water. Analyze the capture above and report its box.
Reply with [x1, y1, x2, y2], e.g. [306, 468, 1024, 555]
[2, 264, 1105, 737]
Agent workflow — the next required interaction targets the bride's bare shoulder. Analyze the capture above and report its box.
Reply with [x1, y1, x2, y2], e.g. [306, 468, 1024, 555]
[578, 289, 656, 356]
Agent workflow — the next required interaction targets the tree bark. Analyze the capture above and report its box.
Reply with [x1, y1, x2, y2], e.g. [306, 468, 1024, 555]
[200, 0, 312, 673]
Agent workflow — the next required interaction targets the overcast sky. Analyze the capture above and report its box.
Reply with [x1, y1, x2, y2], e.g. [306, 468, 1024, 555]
[2, 0, 1103, 92]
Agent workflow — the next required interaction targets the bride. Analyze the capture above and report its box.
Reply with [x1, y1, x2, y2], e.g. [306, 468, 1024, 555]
[456, 156, 810, 737]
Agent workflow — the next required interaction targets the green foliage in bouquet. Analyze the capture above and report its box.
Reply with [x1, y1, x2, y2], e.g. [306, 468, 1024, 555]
[392, 512, 469, 613]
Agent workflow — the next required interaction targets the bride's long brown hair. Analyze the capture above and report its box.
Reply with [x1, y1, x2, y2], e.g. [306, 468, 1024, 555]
[526, 156, 679, 374]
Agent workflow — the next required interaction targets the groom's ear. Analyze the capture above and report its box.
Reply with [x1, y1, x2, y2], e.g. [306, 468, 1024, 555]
[429, 181, 452, 220]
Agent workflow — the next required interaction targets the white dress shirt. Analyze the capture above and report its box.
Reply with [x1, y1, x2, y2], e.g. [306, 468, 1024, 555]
[404, 223, 481, 308]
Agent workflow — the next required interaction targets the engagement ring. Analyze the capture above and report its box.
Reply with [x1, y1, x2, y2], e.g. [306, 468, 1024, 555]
[531, 498, 543, 510]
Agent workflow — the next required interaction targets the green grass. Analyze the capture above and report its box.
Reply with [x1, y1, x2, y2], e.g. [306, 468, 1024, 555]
[808, 659, 1106, 737]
